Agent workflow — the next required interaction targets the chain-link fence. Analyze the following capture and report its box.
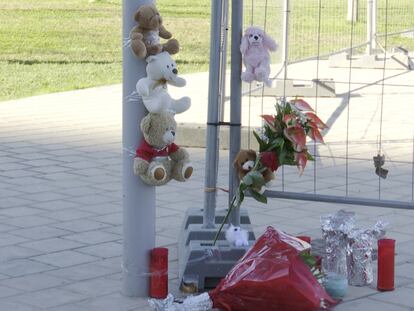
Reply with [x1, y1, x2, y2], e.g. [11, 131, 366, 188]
[237, 0, 414, 207]
[242, 0, 414, 64]
[376, 0, 414, 52]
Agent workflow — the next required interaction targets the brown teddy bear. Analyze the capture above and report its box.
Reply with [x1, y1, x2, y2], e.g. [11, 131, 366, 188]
[130, 4, 179, 59]
[134, 112, 192, 186]
[233, 149, 274, 186]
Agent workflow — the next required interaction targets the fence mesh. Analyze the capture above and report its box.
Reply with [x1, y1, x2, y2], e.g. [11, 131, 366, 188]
[238, 0, 414, 206]
[376, 0, 414, 52]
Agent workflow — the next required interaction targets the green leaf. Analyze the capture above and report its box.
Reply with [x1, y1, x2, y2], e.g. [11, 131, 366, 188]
[250, 190, 267, 204]
[300, 252, 317, 266]
[253, 131, 266, 152]
[239, 182, 248, 191]
[267, 137, 284, 151]
[307, 152, 314, 161]
[249, 171, 266, 188]
[237, 187, 245, 203]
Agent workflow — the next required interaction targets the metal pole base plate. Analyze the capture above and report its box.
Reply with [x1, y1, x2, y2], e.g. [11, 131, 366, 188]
[329, 52, 414, 70]
[243, 79, 336, 98]
[178, 207, 255, 292]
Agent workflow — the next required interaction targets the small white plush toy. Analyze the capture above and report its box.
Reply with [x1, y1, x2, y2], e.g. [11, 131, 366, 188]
[136, 51, 191, 114]
[225, 224, 249, 247]
[240, 26, 277, 87]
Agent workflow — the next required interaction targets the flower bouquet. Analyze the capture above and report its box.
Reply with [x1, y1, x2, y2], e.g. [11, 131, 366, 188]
[254, 97, 327, 175]
[214, 98, 328, 244]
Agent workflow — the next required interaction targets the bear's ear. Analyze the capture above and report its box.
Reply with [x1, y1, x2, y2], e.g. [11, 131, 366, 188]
[247, 149, 257, 159]
[233, 153, 242, 169]
[140, 115, 151, 134]
[134, 10, 141, 22]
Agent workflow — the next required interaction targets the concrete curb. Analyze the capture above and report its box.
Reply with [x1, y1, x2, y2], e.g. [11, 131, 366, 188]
[176, 123, 259, 150]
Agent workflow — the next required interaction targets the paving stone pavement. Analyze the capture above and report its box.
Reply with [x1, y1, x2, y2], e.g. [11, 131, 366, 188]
[1, 65, 414, 310]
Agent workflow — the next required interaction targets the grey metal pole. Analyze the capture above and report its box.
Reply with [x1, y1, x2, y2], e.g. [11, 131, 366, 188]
[367, 0, 374, 54]
[347, 0, 359, 22]
[219, 0, 229, 122]
[282, 0, 290, 93]
[372, 0, 377, 51]
[264, 190, 414, 210]
[228, 0, 243, 226]
[122, 0, 155, 297]
[203, 0, 223, 229]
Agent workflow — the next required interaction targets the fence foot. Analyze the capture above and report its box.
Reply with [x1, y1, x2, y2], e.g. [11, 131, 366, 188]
[243, 79, 336, 98]
[178, 207, 255, 291]
[329, 51, 413, 70]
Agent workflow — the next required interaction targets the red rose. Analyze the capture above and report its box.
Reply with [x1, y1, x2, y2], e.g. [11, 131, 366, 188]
[260, 151, 279, 172]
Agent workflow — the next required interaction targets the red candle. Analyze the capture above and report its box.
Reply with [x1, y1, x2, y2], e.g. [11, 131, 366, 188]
[377, 239, 395, 291]
[150, 247, 168, 298]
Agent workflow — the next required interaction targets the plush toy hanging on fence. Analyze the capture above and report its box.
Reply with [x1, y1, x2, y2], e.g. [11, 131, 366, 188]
[240, 26, 277, 87]
[134, 112, 193, 186]
[136, 51, 191, 114]
[233, 149, 275, 193]
[130, 4, 179, 59]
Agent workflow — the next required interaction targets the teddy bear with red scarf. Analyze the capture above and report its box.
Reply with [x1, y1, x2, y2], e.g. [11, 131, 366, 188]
[134, 112, 193, 186]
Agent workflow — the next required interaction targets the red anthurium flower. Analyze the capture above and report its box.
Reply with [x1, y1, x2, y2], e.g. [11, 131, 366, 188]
[260, 151, 279, 172]
[284, 126, 306, 151]
[292, 99, 314, 112]
[295, 151, 308, 176]
[307, 127, 325, 144]
[261, 114, 275, 126]
[305, 112, 328, 129]
[283, 114, 297, 128]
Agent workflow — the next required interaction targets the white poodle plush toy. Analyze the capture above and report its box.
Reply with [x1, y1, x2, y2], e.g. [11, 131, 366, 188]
[240, 26, 277, 87]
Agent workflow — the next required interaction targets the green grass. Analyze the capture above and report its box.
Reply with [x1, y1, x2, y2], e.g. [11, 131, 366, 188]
[0, 0, 122, 100]
[0, 0, 210, 101]
[1, 0, 413, 101]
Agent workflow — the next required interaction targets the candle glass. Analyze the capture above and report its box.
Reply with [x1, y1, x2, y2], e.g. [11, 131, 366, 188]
[377, 239, 395, 291]
[323, 272, 348, 299]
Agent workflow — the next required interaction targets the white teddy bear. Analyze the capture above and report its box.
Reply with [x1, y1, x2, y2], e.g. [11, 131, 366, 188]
[136, 51, 191, 114]
[225, 224, 249, 247]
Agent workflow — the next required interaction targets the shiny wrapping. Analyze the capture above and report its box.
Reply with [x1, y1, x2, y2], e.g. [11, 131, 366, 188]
[209, 227, 336, 311]
[148, 293, 213, 311]
[149, 227, 336, 311]
[347, 230, 374, 286]
[321, 210, 356, 277]
[149, 294, 175, 311]
[347, 221, 388, 286]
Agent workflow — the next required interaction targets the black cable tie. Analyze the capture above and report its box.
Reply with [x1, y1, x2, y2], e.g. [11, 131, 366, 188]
[206, 122, 241, 127]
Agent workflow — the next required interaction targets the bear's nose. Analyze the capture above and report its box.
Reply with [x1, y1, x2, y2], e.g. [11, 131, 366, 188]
[172, 68, 178, 74]
[254, 35, 258, 40]
[171, 131, 175, 136]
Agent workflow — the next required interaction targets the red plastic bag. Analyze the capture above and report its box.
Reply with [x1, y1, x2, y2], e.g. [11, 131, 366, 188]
[209, 227, 337, 311]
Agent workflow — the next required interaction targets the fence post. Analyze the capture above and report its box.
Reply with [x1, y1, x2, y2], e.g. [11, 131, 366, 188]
[203, 0, 223, 229]
[372, 0, 377, 51]
[122, 0, 156, 297]
[282, 0, 290, 93]
[347, 0, 359, 22]
[367, 0, 374, 54]
[219, 0, 229, 122]
[228, 0, 243, 226]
